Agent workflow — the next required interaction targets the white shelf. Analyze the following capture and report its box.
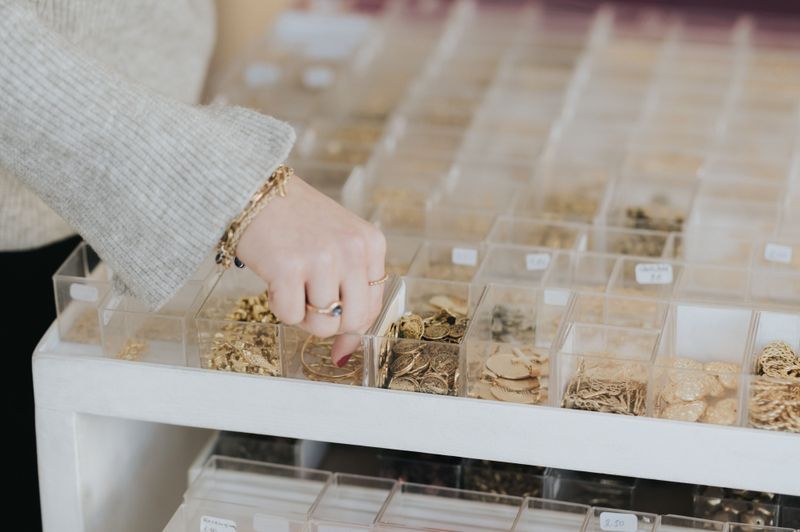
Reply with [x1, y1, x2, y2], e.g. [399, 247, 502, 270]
[32, 324, 800, 531]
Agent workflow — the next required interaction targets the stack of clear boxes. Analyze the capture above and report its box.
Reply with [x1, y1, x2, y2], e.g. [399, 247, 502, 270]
[55, 0, 800, 437]
[162, 455, 799, 531]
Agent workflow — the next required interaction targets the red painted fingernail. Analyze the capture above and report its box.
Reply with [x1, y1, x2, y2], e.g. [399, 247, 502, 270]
[336, 354, 352, 368]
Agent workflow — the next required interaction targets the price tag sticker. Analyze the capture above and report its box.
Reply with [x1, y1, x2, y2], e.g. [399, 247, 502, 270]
[599, 512, 638, 532]
[69, 283, 98, 303]
[244, 62, 280, 88]
[544, 288, 569, 306]
[452, 247, 478, 267]
[525, 253, 551, 271]
[302, 66, 335, 89]
[634, 263, 673, 285]
[764, 243, 793, 264]
[200, 515, 237, 532]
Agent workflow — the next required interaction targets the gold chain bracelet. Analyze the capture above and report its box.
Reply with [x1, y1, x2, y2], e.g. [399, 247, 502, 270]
[215, 164, 294, 269]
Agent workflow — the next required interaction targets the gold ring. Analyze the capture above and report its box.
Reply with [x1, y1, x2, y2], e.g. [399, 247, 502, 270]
[368, 273, 389, 286]
[306, 300, 343, 317]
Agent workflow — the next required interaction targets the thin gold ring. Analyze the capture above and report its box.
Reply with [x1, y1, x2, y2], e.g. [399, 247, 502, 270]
[368, 273, 389, 286]
[306, 300, 343, 317]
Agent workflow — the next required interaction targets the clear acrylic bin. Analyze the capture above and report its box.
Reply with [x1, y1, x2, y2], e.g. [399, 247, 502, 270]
[370, 203, 428, 237]
[296, 136, 375, 166]
[53, 242, 112, 345]
[625, 142, 708, 178]
[687, 181, 783, 236]
[473, 99, 565, 131]
[371, 204, 496, 242]
[701, 156, 792, 184]
[385, 235, 423, 277]
[473, 244, 557, 286]
[581, 226, 674, 258]
[281, 328, 370, 386]
[555, 323, 659, 415]
[100, 281, 207, 366]
[515, 166, 608, 223]
[674, 264, 749, 305]
[584, 507, 657, 532]
[461, 461, 546, 499]
[424, 208, 498, 242]
[748, 269, 800, 308]
[779, 494, 800, 529]
[544, 469, 639, 509]
[406, 240, 485, 283]
[183, 456, 331, 532]
[488, 217, 585, 249]
[743, 310, 800, 433]
[384, 124, 465, 159]
[655, 515, 726, 532]
[693, 486, 781, 527]
[205, 432, 325, 470]
[196, 267, 391, 385]
[301, 119, 384, 147]
[308, 473, 396, 531]
[651, 303, 753, 424]
[542, 252, 619, 294]
[291, 160, 357, 202]
[608, 257, 681, 300]
[509, 497, 589, 532]
[375, 483, 523, 532]
[465, 285, 570, 406]
[362, 174, 445, 215]
[364, 148, 455, 182]
[433, 174, 519, 214]
[377, 450, 462, 488]
[459, 132, 550, 165]
[751, 238, 800, 272]
[451, 160, 533, 186]
[195, 268, 286, 377]
[370, 277, 481, 396]
[602, 176, 696, 234]
[567, 292, 669, 330]
[674, 231, 755, 267]
[727, 526, 795, 532]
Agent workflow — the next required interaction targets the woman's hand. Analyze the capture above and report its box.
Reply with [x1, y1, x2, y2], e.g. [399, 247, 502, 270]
[236, 176, 387, 365]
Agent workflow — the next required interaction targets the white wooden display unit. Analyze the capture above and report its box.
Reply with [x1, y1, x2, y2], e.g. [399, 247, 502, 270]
[33, 325, 799, 532]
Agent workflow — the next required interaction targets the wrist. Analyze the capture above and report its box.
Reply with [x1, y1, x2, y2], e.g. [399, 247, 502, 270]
[215, 164, 293, 269]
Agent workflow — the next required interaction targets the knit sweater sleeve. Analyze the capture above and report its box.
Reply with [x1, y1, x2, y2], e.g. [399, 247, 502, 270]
[0, 1, 296, 308]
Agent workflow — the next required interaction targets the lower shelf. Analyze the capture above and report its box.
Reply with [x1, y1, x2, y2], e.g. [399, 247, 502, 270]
[33, 325, 800, 496]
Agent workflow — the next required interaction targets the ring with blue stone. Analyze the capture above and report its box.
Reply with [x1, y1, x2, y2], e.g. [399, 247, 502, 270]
[306, 300, 343, 317]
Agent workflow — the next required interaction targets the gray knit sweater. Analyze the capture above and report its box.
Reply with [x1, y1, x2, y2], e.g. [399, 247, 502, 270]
[0, 0, 296, 308]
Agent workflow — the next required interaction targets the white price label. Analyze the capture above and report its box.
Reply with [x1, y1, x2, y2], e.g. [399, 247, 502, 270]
[302, 66, 335, 89]
[599, 512, 638, 532]
[244, 62, 280, 88]
[764, 243, 792, 264]
[544, 288, 569, 306]
[525, 253, 551, 271]
[451, 247, 478, 266]
[69, 283, 98, 303]
[634, 263, 673, 285]
[200, 515, 237, 532]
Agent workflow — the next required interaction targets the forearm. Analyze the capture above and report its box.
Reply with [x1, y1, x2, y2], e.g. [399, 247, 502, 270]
[0, 1, 295, 308]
